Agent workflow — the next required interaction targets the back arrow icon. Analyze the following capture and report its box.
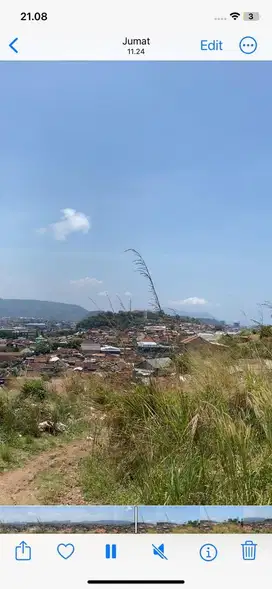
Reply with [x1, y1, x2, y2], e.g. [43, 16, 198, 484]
[9, 38, 19, 53]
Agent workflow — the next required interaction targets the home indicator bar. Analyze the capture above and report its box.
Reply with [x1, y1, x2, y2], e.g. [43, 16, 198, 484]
[87, 582, 185, 585]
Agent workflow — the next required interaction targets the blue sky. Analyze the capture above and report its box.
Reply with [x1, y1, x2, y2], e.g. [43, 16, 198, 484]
[0, 506, 134, 524]
[1, 62, 272, 323]
[242, 506, 272, 520]
[199, 506, 242, 522]
[138, 506, 200, 524]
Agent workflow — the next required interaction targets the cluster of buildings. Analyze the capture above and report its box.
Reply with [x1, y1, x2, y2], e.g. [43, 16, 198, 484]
[0, 316, 230, 385]
[0, 317, 75, 338]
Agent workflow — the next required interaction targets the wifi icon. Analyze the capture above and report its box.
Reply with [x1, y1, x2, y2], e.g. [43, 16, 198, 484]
[230, 11, 241, 20]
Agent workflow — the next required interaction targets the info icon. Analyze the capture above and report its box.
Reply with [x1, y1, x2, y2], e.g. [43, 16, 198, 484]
[200, 543, 218, 562]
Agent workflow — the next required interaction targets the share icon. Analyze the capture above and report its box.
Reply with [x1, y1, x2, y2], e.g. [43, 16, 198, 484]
[152, 543, 168, 560]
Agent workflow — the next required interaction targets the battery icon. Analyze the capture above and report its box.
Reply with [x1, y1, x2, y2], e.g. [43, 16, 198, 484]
[243, 12, 260, 20]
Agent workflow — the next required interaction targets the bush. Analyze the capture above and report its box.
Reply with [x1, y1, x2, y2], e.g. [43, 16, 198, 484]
[174, 352, 192, 374]
[0, 443, 13, 463]
[11, 400, 43, 437]
[21, 379, 47, 401]
[260, 326, 272, 339]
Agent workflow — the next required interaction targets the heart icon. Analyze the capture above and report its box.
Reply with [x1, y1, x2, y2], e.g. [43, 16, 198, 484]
[57, 543, 75, 559]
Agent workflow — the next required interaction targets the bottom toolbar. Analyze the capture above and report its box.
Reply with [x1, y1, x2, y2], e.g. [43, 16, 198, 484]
[0, 534, 270, 588]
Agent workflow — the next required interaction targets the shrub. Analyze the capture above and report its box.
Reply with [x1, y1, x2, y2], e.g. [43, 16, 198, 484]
[174, 352, 192, 374]
[21, 379, 47, 401]
[0, 443, 13, 463]
[260, 326, 272, 339]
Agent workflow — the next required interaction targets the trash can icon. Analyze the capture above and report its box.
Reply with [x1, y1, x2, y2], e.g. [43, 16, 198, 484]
[241, 540, 257, 560]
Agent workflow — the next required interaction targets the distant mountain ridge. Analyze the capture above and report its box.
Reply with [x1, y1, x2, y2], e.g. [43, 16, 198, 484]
[243, 517, 268, 523]
[178, 311, 215, 319]
[0, 299, 90, 322]
[179, 314, 223, 326]
[165, 309, 223, 326]
[0, 299, 224, 325]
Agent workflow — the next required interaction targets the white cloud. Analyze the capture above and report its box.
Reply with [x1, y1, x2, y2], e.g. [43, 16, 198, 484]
[169, 297, 208, 306]
[37, 208, 90, 241]
[124, 291, 132, 296]
[70, 277, 103, 288]
[98, 291, 108, 296]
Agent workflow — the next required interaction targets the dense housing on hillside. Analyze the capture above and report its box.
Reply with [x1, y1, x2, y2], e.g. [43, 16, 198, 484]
[0, 309, 231, 383]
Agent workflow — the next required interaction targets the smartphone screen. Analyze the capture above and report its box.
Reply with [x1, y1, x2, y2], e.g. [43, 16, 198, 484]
[0, 2, 270, 588]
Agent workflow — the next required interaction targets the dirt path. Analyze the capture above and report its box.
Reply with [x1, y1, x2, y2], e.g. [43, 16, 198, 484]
[0, 438, 92, 505]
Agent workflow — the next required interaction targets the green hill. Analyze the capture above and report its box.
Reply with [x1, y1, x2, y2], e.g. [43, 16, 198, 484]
[77, 310, 203, 330]
[0, 299, 90, 322]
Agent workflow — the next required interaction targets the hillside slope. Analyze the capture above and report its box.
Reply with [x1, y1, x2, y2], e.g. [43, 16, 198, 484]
[0, 299, 89, 321]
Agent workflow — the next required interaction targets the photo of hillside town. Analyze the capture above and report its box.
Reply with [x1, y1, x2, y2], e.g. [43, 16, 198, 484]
[0, 506, 135, 533]
[137, 506, 272, 533]
[2, 291, 272, 506]
[1, 61, 272, 507]
[2, 505, 272, 534]
[1, 297, 268, 506]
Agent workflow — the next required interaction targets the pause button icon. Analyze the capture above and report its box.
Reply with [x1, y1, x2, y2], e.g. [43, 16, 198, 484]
[105, 544, 117, 559]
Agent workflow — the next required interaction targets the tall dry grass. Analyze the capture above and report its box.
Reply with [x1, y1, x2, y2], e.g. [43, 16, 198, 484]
[89, 352, 272, 504]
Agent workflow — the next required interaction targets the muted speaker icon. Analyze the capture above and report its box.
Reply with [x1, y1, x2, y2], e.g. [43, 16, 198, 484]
[152, 543, 168, 560]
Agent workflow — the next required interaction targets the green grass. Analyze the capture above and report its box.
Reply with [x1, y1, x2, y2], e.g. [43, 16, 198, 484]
[81, 451, 137, 504]
[3, 354, 272, 505]
[0, 376, 102, 473]
[81, 352, 272, 504]
[0, 443, 13, 464]
[36, 471, 66, 504]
